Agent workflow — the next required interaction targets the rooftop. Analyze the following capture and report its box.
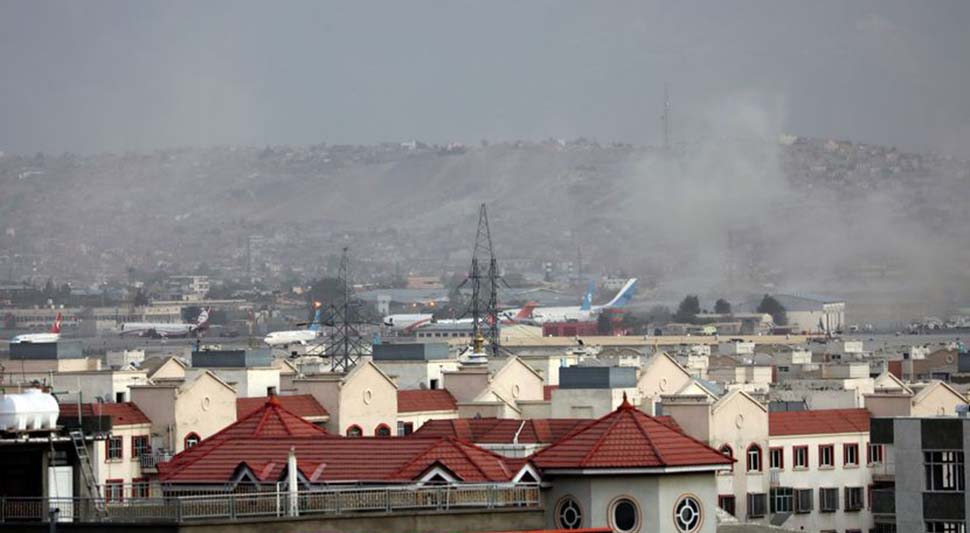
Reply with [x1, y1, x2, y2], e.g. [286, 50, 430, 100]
[397, 389, 458, 413]
[59, 402, 151, 426]
[236, 394, 329, 420]
[768, 408, 870, 436]
[530, 397, 732, 471]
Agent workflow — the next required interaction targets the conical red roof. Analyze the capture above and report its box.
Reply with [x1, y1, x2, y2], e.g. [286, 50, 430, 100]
[530, 397, 732, 470]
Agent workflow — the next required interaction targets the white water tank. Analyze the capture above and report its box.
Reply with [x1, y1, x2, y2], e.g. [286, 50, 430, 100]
[0, 389, 60, 431]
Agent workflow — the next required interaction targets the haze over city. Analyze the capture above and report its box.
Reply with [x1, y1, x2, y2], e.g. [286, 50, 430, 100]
[1, 3, 969, 533]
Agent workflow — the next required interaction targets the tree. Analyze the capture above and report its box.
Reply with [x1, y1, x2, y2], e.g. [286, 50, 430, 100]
[597, 312, 613, 335]
[673, 295, 701, 323]
[714, 298, 732, 315]
[757, 295, 788, 326]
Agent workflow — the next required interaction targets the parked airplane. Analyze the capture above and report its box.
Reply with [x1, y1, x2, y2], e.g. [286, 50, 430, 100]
[264, 303, 326, 347]
[6, 313, 62, 343]
[120, 308, 211, 338]
[519, 278, 638, 324]
[382, 313, 434, 332]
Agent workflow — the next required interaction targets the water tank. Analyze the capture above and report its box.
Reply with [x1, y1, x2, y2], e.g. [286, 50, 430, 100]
[0, 389, 60, 431]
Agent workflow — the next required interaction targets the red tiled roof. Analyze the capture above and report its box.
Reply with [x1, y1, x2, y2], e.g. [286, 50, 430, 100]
[543, 385, 558, 401]
[412, 418, 589, 445]
[397, 389, 458, 413]
[59, 402, 151, 426]
[769, 408, 870, 437]
[159, 396, 514, 485]
[237, 394, 329, 420]
[529, 399, 733, 470]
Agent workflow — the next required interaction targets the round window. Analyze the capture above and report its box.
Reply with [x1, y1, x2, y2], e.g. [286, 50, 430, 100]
[673, 494, 703, 532]
[555, 496, 583, 530]
[512, 384, 521, 399]
[201, 396, 211, 411]
[609, 497, 640, 533]
[363, 388, 373, 405]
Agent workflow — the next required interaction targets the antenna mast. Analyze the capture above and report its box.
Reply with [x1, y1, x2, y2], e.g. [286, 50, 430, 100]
[326, 247, 367, 372]
[662, 83, 671, 151]
[468, 204, 501, 356]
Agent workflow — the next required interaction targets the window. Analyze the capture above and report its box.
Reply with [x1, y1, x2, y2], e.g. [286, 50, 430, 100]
[132, 478, 150, 499]
[131, 436, 150, 458]
[105, 480, 124, 502]
[769, 447, 784, 470]
[184, 432, 201, 449]
[793, 446, 809, 469]
[844, 443, 859, 466]
[794, 489, 813, 513]
[868, 443, 884, 465]
[926, 522, 966, 533]
[115, 392, 126, 403]
[398, 421, 414, 436]
[925, 451, 965, 491]
[608, 497, 640, 533]
[429, 379, 439, 390]
[770, 487, 793, 514]
[673, 494, 703, 532]
[106, 436, 123, 460]
[819, 487, 839, 512]
[746, 493, 767, 518]
[747, 444, 762, 472]
[555, 496, 583, 530]
[844, 486, 864, 511]
[718, 495, 736, 516]
[719, 445, 734, 472]
[818, 444, 834, 468]
[346, 425, 363, 437]
[375, 424, 391, 437]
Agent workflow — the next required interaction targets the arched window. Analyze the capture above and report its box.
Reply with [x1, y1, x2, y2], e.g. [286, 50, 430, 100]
[346, 425, 363, 437]
[555, 496, 583, 530]
[746, 444, 762, 472]
[375, 424, 391, 437]
[719, 444, 734, 472]
[184, 432, 201, 449]
[608, 497, 640, 533]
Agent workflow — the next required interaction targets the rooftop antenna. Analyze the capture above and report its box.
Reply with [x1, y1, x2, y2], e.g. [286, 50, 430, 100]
[326, 247, 367, 372]
[662, 83, 671, 151]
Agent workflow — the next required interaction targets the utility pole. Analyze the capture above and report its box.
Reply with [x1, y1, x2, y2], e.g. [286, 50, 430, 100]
[466, 204, 502, 357]
[662, 83, 671, 151]
[326, 247, 367, 372]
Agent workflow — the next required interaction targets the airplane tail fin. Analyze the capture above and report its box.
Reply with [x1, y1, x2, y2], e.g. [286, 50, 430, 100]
[604, 278, 638, 308]
[515, 302, 538, 320]
[193, 307, 211, 330]
[579, 280, 595, 311]
[50, 313, 62, 334]
[308, 302, 323, 332]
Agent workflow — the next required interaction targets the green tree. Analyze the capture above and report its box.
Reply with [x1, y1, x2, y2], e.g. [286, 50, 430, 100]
[757, 295, 788, 326]
[674, 295, 701, 323]
[714, 298, 732, 315]
[133, 288, 149, 306]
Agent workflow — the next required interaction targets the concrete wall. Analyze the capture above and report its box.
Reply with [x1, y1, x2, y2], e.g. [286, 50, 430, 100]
[91, 423, 152, 487]
[52, 370, 149, 403]
[490, 358, 544, 404]
[174, 374, 237, 452]
[442, 370, 489, 403]
[187, 367, 279, 398]
[337, 362, 398, 436]
[550, 387, 638, 419]
[638, 355, 692, 415]
[130, 386, 178, 451]
[892, 419, 924, 533]
[373, 358, 458, 390]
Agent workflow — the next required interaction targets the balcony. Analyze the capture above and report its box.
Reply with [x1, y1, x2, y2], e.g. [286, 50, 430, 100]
[871, 489, 895, 516]
[870, 460, 895, 482]
[0, 483, 541, 524]
[138, 451, 173, 472]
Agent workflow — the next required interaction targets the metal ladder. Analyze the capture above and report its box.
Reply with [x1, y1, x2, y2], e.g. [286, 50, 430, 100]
[69, 430, 107, 517]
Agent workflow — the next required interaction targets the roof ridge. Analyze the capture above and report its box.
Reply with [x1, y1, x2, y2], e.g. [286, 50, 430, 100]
[391, 437, 448, 479]
[630, 410, 666, 465]
[579, 408, 626, 466]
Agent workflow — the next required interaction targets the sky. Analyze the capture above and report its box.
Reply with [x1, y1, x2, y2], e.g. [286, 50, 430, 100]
[0, 0, 968, 155]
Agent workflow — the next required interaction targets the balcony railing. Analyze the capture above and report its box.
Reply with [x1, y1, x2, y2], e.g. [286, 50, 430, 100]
[0, 483, 541, 524]
[138, 450, 173, 470]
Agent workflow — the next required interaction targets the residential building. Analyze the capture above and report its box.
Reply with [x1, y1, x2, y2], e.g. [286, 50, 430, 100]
[870, 416, 970, 533]
[293, 360, 398, 436]
[58, 402, 154, 500]
[129, 370, 237, 453]
[550, 365, 640, 419]
[396, 389, 459, 434]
